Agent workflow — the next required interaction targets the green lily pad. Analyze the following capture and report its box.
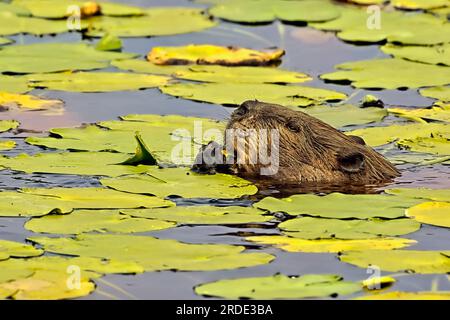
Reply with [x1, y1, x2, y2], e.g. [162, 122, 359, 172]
[347, 123, 449, 147]
[96, 33, 122, 51]
[398, 134, 450, 155]
[209, 0, 340, 24]
[0, 37, 12, 45]
[122, 205, 272, 225]
[160, 82, 347, 107]
[246, 236, 415, 253]
[254, 193, 423, 219]
[340, 250, 450, 274]
[25, 209, 176, 234]
[12, 0, 144, 18]
[420, 86, 450, 102]
[0, 140, 15, 151]
[406, 202, 450, 228]
[29, 234, 275, 272]
[312, 7, 450, 45]
[385, 187, 450, 202]
[0, 11, 77, 36]
[195, 274, 362, 299]
[0, 42, 136, 73]
[279, 217, 421, 240]
[382, 43, 450, 66]
[321, 58, 450, 89]
[0, 239, 43, 261]
[27, 72, 170, 92]
[388, 105, 450, 123]
[0, 120, 19, 132]
[101, 167, 258, 199]
[295, 104, 387, 128]
[86, 7, 217, 37]
[0, 187, 173, 217]
[0, 151, 155, 177]
[357, 291, 450, 300]
[392, 0, 450, 10]
[0, 75, 30, 93]
[0, 2, 31, 16]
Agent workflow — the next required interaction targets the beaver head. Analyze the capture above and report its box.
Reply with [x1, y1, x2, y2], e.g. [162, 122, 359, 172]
[213, 100, 399, 185]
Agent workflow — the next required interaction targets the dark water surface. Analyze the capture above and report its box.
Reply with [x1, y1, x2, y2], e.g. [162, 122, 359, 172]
[0, 0, 449, 299]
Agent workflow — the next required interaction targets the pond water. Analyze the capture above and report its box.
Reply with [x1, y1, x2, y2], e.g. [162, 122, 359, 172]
[0, 0, 449, 299]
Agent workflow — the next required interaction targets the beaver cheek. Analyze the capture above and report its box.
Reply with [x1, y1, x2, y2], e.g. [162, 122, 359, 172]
[337, 151, 365, 173]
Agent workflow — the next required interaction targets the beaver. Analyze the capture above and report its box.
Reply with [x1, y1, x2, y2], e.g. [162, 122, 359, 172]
[192, 100, 400, 186]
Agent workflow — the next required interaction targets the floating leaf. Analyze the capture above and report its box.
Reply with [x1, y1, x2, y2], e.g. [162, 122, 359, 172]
[279, 217, 420, 240]
[209, 0, 340, 24]
[160, 82, 347, 107]
[0, 42, 136, 73]
[406, 202, 450, 228]
[397, 134, 450, 155]
[246, 236, 415, 253]
[385, 188, 450, 202]
[101, 167, 258, 199]
[347, 123, 449, 147]
[0, 187, 173, 217]
[321, 58, 450, 89]
[391, 0, 450, 10]
[340, 250, 450, 274]
[388, 105, 450, 123]
[12, 0, 143, 18]
[0, 140, 15, 151]
[85, 8, 217, 37]
[0, 92, 62, 110]
[361, 276, 396, 290]
[382, 43, 450, 66]
[0, 11, 73, 36]
[120, 133, 157, 166]
[0, 37, 12, 45]
[0, 2, 31, 16]
[29, 234, 275, 271]
[357, 291, 450, 300]
[0, 120, 19, 133]
[195, 274, 362, 299]
[0, 75, 30, 93]
[27, 72, 170, 92]
[0, 152, 155, 177]
[0, 239, 43, 260]
[122, 205, 272, 225]
[254, 193, 423, 219]
[25, 209, 176, 234]
[420, 86, 450, 102]
[148, 44, 284, 66]
[95, 33, 122, 51]
[113, 59, 311, 84]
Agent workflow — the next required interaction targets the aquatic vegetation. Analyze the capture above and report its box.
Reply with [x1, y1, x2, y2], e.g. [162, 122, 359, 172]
[195, 274, 362, 299]
[0, 140, 15, 151]
[388, 105, 450, 123]
[406, 202, 450, 228]
[0, 239, 43, 261]
[0, 120, 19, 132]
[381, 43, 450, 66]
[0, 92, 62, 110]
[357, 291, 450, 300]
[386, 188, 450, 202]
[340, 250, 450, 274]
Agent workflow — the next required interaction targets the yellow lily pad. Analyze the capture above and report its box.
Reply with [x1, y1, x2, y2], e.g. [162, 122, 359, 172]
[388, 105, 450, 123]
[406, 202, 450, 228]
[0, 140, 15, 151]
[0, 239, 43, 260]
[0, 120, 19, 133]
[420, 86, 450, 102]
[392, 0, 450, 10]
[385, 188, 450, 202]
[357, 291, 450, 300]
[0, 92, 62, 110]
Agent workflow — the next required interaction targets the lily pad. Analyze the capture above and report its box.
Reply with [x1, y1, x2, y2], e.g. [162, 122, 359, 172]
[122, 205, 272, 225]
[382, 43, 450, 66]
[397, 134, 450, 155]
[113, 59, 312, 84]
[321, 58, 450, 89]
[160, 82, 347, 107]
[254, 193, 423, 219]
[29, 234, 275, 272]
[96, 33, 122, 51]
[0, 92, 62, 110]
[246, 236, 415, 253]
[388, 105, 450, 123]
[0, 239, 43, 260]
[85, 8, 217, 37]
[385, 188, 450, 202]
[0, 11, 74, 36]
[148, 44, 284, 66]
[0, 187, 173, 217]
[357, 291, 450, 300]
[0, 37, 12, 45]
[0, 2, 31, 16]
[340, 250, 450, 274]
[406, 202, 450, 228]
[391, 0, 450, 10]
[0, 140, 15, 151]
[27, 72, 170, 92]
[0, 120, 19, 132]
[0, 151, 155, 177]
[101, 167, 258, 199]
[0, 75, 30, 93]
[420, 86, 450, 102]
[25, 209, 176, 234]
[0, 42, 136, 74]
[195, 274, 362, 299]
[209, 0, 340, 24]
[347, 123, 449, 147]
[279, 217, 420, 240]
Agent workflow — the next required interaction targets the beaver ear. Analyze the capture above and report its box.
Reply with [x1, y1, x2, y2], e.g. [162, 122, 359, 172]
[337, 150, 365, 173]
[348, 135, 366, 145]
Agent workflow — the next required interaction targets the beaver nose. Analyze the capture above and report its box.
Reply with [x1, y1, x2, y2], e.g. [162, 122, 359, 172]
[234, 104, 249, 116]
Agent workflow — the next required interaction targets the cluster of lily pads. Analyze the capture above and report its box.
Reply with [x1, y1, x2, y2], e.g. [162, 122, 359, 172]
[0, 0, 449, 300]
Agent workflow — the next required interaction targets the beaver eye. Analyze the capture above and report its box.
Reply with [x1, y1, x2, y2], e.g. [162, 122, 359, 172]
[235, 105, 249, 116]
[287, 121, 300, 132]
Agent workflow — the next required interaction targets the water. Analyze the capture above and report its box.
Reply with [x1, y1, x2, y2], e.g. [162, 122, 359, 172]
[0, 0, 449, 299]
